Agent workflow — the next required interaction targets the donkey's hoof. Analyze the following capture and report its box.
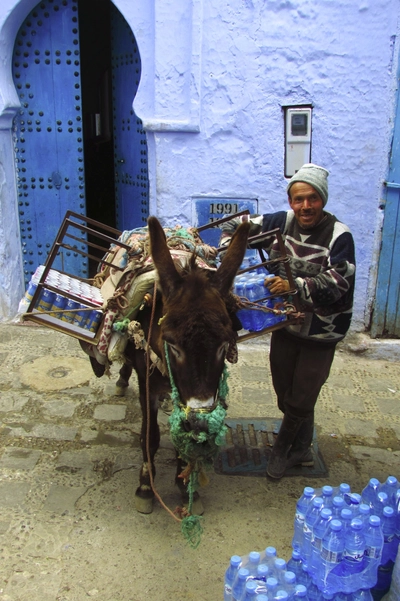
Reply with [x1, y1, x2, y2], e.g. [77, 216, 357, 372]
[134, 494, 154, 514]
[115, 385, 127, 397]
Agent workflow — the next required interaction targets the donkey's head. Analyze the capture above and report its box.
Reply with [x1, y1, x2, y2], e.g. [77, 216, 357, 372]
[148, 216, 249, 411]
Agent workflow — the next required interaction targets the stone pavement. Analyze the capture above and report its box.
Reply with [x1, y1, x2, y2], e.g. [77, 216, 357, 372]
[0, 322, 399, 601]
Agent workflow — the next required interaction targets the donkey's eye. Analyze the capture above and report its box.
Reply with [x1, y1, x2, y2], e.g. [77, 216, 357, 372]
[168, 344, 181, 359]
[217, 342, 229, 360]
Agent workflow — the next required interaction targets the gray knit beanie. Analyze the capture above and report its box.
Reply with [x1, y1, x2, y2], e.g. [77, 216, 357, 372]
[287, 163, 329, 206]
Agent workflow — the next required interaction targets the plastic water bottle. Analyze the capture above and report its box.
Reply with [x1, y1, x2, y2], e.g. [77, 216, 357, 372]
[372, 491, 388, 517]
[235, 281, 252, 331]
[225, 555, 242, 600]
[256, 564, 269, 583]
[337, 483, 351, 498]
[318, 519, 345, 591]
[265, 576, 278, 599]
[332, 496, 345, 518]
[263, 547, 277, 572]
[282, 571, 296, 598]
[358, 504, 370, 526]
[321, 486, 334, 509]
[340, 508, 353, 534]
[297, 564, 312, 589]
[381, 505, 397, 565]
[273, 558, 287, 584]
[306, 582, 320, 601]
[274, 592, 289, 601]
[379, 476, 399, 508]
[303, 496, 324, 567]
[246, 552, 261, 576]
[246, 282, 267, 332]
[287, 549, 303, 578]
[340, 518, 366, 577]
[363, 515, 383, 575]
[346, 493, 362, 515]
[361, 478, 380, 509]
[309, 508, 332, 576]
[244, 580, 258, 600]
[292, 487, 315, 553]
[293, 585, 309, 599]
[232, 567, 250, 601]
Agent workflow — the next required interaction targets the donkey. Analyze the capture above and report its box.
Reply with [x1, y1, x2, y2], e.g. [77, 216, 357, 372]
[116, 216, 250, 514]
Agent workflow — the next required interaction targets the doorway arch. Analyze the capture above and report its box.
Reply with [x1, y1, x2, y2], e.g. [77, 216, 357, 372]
[11, 0, 149, 287]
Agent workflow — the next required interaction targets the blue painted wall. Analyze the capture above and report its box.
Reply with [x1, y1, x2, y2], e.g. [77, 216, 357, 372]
[0, 0, 399, 332]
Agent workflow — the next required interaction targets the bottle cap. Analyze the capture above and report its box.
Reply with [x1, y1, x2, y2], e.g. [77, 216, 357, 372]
[330, 519, 342, 531]
[257, 564, 269, 577]
[249, 551, 260, 563]
[350, 518, 363, 530]
[383, 506, 394, 517]
[304, 486, 315, 496]
[274, 558, 286, 570]
[322, 485, 333, 496]
[284, 571, 296, 584]
[359, 503, 370, 515]
[245, 580, 257, 593]
[340, 508, 352, 520]
[238, 568, 250, 579]
[333, 496, 344, 507]
[369, 515, 381, 526]
[230, 555, 241, 567]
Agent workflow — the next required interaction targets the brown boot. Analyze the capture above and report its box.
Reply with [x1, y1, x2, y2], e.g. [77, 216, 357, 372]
[266, 413, 304, 479]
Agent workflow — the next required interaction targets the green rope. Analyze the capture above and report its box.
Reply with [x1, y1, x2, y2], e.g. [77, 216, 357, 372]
[164, 341, 229, 548]
[112, 300, 146, 334]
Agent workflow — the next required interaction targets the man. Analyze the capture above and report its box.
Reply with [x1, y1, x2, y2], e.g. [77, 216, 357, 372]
[220, 163, 355, 479]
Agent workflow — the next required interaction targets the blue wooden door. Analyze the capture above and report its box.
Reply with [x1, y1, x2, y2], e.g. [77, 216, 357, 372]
[371, 73, 400, 337]
[13, 0, 87, 288]
[110, 5, 149, 231]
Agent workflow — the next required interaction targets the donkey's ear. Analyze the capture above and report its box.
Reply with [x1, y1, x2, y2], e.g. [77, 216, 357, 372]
[148, 216, 182, 298]
[211, 221, 250, 297]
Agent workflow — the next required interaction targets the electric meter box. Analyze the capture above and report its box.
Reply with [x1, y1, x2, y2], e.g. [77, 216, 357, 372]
[284, 106, 312, 178]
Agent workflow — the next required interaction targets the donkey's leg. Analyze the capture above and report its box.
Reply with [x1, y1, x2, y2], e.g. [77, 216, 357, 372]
[134, 389, 160, 514]
[175, 456, 204, 516]
[115, 362, 133, 396]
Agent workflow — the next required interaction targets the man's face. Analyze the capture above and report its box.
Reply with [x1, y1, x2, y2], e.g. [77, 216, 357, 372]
[288, 182, 324, 229]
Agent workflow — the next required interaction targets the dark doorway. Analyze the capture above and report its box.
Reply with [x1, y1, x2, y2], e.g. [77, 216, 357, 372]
[78, 0, 116, 230]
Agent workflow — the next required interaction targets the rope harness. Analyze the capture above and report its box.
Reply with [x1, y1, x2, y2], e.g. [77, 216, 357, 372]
[165, 341, 229, 548]
[143, 283, 229, 548]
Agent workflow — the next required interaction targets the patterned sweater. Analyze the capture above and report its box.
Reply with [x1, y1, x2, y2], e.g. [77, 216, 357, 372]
[221, 210, 356, 343]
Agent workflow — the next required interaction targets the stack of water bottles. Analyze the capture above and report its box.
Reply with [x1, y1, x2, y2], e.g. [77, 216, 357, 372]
[233, 256, 287, 333]
[290, 478, 399, 599]
[223, 477, 400, 601]
[18, 265, 104, 335]
[224, 546, 313, 600]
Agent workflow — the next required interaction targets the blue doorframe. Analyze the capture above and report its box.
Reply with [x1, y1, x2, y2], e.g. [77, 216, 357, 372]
[371, 65, 400, 337]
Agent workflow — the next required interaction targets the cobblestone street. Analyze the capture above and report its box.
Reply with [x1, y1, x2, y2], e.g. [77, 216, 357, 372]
[0, 322, 399, 601]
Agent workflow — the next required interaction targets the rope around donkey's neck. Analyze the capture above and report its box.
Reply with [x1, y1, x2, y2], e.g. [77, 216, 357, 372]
[164, 341, 229, 548]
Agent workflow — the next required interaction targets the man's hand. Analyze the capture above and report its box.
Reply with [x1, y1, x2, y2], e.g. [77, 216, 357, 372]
[265, 276, 290, 295]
